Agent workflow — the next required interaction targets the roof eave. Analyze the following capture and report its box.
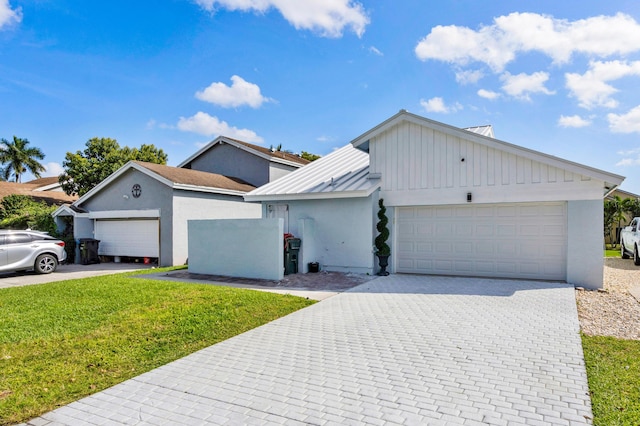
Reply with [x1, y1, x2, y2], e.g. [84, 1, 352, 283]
[244, 185, 380, 203]
[173, 183, 249, 197]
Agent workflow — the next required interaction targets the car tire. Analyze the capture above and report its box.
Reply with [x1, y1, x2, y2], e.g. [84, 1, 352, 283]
[621, 240, 630, 259]
[634, 246, 640, 266]
[35, 254, 58, 274]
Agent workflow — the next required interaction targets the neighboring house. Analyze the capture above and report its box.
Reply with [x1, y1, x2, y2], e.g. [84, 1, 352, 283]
[178, 136, 309, 187]
[0, 179, 77, 206]
[52, 137, 309, 266]
[245, 110, 625, 289]
[605, 188, 640, 244]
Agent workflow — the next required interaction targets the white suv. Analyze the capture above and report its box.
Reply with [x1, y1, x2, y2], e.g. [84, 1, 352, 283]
[0, 230, 67, 274]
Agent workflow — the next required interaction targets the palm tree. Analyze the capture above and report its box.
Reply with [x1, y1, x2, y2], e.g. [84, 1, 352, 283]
[0, 136, 46, 183]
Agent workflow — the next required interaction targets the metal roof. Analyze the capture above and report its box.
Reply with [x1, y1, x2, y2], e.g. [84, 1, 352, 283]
[463, 125, 494, 138]
[244, 144, 380, 201]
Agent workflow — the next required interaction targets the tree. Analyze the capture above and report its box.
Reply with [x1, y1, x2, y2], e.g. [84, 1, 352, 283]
[0, 136, 46, 182]
[0, 194, 57, 234]
[59, 138, 168, 196]
[300, 151, 321, 162]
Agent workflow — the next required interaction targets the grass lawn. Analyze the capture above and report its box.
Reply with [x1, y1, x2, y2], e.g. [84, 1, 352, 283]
[0, 268, 315, 425]
[604, 249, 621, 258]
[582, 335, 640, 425]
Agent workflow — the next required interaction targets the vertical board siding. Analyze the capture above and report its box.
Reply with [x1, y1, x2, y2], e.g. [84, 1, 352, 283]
[371, 124, 587, 191]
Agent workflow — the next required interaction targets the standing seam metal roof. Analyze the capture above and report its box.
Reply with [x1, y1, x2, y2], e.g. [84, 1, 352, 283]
[245, 144, 378, 199]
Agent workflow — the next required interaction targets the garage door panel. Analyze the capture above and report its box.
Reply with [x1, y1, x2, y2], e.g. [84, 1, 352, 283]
[95, 220, 159, 258]
[397, 203, 567, 281]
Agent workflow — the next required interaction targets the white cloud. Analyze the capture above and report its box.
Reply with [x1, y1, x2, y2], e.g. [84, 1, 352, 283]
[419, 97, 462, 114]
[0, 0, 21, 29]
[177, 111, 264, 142]
[415, 12, 640, 72]
[608, 105, 640, 134]
[558, 115, 591, 128]
[195, 75, 271, 108]
[617, 147, 640, 156]
[500, 71, 555, 100]
[455, 69, 484, 85]
[42, 162, 64, 177]
[194, 0, 369, 38]
[477, 89, 500, 100]
[565, 60, 640, 109]
[368, 46, 383, 56]
[616, 157, 640, 166]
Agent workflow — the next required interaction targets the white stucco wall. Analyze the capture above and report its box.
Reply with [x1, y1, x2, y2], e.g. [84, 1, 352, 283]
[567, 199, 604, 289]
[173, 192, 261, 265]
[188, 218, 284, 280]
[267, 196, 375, 274]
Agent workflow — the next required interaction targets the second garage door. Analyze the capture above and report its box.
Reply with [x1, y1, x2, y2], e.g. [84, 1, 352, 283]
[396, 202, 567, 281]
[95, 219, 160, 258]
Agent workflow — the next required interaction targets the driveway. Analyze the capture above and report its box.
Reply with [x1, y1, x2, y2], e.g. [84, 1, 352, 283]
[0, 263, 152, 289]
[25, 275, 592, 425]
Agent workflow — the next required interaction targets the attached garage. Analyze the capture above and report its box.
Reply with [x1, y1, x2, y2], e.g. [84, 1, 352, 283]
[95, 219, 160, 258]
[245, 111, 625, 289]
[396, 202, 567, 280]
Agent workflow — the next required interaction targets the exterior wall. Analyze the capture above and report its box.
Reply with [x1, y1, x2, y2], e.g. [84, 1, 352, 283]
[269, 162, 295, 183]
[371, 121, 605, 206]
[79, 169, 174, 266]
[185, 143, 270, 187]
[188, 218, 284, 280]
[172, 191, 261, 265]
[567, 200, 604, 289]
[265, 196, 375, 274]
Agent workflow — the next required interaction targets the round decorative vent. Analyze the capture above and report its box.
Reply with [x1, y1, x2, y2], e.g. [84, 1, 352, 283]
[132, 184, 142, 198]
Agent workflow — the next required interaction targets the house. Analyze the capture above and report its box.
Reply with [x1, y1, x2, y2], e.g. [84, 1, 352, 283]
[178, 136, 309, 187]
[53, 138, 309, 266]
[244, 110, 625, 289]
[0, 178, 77, 206]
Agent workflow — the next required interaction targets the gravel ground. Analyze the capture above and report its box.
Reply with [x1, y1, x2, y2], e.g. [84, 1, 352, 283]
[576, 258, 640, 340]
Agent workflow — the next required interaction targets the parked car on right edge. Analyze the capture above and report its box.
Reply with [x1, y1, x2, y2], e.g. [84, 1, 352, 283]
[620, 217, 640, 265]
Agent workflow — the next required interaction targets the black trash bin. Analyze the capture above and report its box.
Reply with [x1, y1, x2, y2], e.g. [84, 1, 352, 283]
[78, 238, 100, 265]
[284, 237, 301, 275]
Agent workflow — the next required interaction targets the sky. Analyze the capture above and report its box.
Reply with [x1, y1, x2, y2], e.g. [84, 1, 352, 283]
[1, 1, 640, 191]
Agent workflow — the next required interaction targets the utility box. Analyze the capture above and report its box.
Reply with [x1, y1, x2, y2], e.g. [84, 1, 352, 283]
[78, 238, 100, 265]
[284, 237, 301, 275]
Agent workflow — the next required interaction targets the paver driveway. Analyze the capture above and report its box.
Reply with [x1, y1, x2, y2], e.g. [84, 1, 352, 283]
[26, 275, 592, 425]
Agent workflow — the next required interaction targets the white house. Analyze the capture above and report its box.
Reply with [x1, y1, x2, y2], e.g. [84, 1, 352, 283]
[245, 110, 625, 289]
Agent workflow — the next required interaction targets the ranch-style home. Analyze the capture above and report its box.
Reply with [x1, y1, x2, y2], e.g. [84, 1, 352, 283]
[53, 137, 309, 266]
[242, 110, 624, 289]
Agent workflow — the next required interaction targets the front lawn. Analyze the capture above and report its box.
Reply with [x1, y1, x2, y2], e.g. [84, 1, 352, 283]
[0, 269, 315, 425]
[582, 335, 640, 425]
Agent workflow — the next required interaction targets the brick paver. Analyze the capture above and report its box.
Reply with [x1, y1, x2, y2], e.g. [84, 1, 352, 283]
[25, 275, 592, 425]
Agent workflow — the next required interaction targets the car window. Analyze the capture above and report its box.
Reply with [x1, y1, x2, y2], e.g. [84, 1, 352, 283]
[6, 233, 34, 244]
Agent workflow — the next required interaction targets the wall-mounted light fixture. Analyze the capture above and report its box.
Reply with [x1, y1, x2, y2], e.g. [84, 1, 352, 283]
[123, 194, 129, 200]
[467, 192, 472, 202]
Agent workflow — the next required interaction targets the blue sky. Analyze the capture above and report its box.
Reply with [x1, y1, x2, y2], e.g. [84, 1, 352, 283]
[1, 1, 640, 191]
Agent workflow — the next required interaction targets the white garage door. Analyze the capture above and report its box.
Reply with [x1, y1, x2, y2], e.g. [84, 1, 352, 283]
[396, 202, 567, 281]
[95, 219, 159, 258]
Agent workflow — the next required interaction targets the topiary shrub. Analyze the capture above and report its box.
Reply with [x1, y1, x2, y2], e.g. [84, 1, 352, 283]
[375, 198, 390, 256]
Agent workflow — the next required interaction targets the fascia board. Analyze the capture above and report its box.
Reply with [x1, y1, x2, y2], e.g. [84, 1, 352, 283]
[244, 186, 379, 203]
[172, 183, 248, 197]
[88, 209, 161, 219]
[52, 204, 85, 217]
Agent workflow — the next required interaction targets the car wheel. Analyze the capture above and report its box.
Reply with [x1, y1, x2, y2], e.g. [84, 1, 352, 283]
[621, 241, 630, 259]
[634, 246, 640, 266]
[35, 254, 58, 274]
